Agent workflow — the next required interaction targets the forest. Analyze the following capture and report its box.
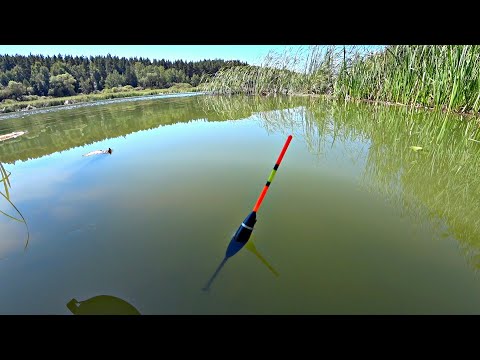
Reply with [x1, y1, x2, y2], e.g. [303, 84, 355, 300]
[0, 54, 245, 101]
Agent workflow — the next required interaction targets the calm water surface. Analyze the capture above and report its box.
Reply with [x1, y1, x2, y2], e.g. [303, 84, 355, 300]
[1, 93, 480, 314]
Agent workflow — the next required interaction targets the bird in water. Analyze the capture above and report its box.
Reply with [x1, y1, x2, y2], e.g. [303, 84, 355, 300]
[83, 148, 113, 157]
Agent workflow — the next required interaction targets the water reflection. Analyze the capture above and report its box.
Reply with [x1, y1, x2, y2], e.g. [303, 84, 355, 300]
[245, 240, 279, 277]
[198, 95, 480, 271]
[326, 102, 480, 270]
[0, 162, 29, 250]
[0, 93, 480, 313]
[66, 295, 141, 315]
[4, 93, 480, 270]
[203, 237, 278, 292]
[0, 95, 301, 164]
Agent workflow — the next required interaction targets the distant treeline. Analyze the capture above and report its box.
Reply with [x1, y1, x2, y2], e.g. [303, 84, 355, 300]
[0, 54, 246, 101]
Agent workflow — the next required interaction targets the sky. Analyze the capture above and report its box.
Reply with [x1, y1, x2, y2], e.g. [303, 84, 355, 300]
[0, 45, 296, 65]
[0, 45, 385, 65]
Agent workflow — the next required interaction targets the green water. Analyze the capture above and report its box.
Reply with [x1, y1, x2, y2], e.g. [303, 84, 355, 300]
[1, 93, 480, 314]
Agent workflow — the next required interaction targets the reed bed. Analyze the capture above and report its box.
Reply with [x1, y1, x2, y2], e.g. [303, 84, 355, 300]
[202, 46, 338, 96]
[204, 45, 480, 116]
[335, 45, 480, 114]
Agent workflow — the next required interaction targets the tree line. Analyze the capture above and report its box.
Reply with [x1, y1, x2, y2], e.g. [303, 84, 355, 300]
[0, 54, 246, 101]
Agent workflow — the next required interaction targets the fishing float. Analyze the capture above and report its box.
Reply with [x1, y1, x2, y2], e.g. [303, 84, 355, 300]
[202, 134, 293, 291]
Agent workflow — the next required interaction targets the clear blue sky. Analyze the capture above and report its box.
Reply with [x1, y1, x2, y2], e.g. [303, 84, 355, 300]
[0, 45, 385, 65]
[0, 45, 297, 65]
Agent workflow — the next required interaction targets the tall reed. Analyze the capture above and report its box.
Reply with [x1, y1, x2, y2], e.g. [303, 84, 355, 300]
[335, 45, 480, 114]
[204, 45, 480, 115]
[203, 46, 338, 96]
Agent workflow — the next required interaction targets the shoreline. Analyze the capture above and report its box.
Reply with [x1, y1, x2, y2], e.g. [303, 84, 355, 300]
[3, 88, 479, 124]
[287, 93, 480, 121]
[0, 86, 202, 115]
[0, 92, 204, 121]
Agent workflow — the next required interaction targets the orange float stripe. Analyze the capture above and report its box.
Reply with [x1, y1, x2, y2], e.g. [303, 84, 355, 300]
[252, 135, 293, 213]
[253, 185, 269, 212]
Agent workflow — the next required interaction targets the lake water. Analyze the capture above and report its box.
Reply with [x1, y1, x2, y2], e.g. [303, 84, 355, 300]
[1, 93, 480, 314]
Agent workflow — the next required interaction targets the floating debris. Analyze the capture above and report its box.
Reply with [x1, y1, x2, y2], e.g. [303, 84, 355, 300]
[83, 148, 113, 156]
[0, 131, 28, 142]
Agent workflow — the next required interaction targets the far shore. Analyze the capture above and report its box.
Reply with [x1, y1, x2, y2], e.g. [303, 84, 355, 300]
[4, 87, 478, 123]
[0, 85, 202, 115]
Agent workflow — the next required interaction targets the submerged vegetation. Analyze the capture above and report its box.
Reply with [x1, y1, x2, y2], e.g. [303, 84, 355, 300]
[204, 45, 480, 116]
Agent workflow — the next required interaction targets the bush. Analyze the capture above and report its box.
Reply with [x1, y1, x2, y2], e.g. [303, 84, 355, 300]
[22, 95, 40, 101]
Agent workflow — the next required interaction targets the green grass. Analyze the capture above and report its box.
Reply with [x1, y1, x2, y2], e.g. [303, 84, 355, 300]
[0, 84, 199, 114]
[203, 45, 480, 116]
[202, 46, 337, 96]
[335, 45, 480, 114]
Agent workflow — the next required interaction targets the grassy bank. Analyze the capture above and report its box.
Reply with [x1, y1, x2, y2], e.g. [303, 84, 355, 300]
[0, 83, 200, 114]
[203, 46, 480, 116]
